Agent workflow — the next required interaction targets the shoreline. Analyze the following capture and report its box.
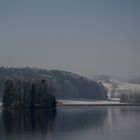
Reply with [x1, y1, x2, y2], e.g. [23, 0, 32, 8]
[57, 103, 140, 106]
[1, 101, 140, 109]
[56, 100, 140, 106]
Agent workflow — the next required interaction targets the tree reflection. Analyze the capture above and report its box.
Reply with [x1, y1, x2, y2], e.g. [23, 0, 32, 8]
[1, 107, 108, 140]
[2, 109, 56, 135]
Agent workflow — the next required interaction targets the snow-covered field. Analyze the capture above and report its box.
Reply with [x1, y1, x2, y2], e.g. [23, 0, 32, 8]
[102, 80, 140, 98]
[104, 82, 140, 90]
[57, 100, 120, 105]
[56, 99, 140, 106]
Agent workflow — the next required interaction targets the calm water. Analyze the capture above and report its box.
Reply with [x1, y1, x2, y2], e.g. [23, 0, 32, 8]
[0, 106, 140, 140]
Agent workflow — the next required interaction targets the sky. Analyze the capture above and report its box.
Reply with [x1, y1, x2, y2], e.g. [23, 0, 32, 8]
[0, 0, 140, 77]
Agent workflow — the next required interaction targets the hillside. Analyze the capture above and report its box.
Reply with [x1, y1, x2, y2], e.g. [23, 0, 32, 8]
[102, 79, 140, 99]
[0, 67, 107, 100]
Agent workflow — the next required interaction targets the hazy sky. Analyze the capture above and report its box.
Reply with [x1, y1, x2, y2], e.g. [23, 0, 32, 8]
[0, 0, 140, 77]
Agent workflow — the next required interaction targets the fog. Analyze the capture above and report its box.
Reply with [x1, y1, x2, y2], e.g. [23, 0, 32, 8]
[0, 0, 140, 77]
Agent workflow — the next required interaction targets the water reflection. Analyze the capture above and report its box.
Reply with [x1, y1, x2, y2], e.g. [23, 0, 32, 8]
[54, 107, 107, 133]
[0, 107, 107, 140]
[3, 109, 56, 134]
[0, 106, 140, 140]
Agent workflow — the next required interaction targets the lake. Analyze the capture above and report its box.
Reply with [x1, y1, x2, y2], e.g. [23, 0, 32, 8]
[0, 106, 140, 140]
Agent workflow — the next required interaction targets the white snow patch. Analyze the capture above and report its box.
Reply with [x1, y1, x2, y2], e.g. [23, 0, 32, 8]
[57, 100, 121, 105]
[102, 81, 140, 98]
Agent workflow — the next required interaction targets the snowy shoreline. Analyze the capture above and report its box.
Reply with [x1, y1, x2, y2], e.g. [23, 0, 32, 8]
[57, 100, 140, 106]
[1, 100, 140, 108]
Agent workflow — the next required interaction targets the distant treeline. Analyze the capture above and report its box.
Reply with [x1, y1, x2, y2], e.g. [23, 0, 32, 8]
[120, 91, 140, 103]
[0, 67, 107, 100]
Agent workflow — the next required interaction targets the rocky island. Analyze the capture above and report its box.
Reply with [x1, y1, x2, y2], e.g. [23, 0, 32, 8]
[2, 79, 56, 109]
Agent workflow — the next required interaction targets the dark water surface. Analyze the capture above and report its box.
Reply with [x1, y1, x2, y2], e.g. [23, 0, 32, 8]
[0, 106, 140, 140]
